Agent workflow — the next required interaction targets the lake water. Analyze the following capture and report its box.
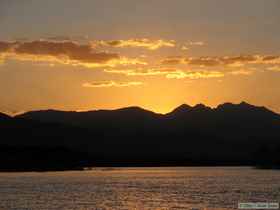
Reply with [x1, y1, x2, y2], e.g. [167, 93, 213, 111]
[0, 167, 279, 210]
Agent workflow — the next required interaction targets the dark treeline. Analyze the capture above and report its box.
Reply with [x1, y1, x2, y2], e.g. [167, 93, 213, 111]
[0, 102, 280, 171]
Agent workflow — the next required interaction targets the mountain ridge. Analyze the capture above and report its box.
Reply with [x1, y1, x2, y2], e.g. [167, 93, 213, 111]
[1, 101, 280, 170]
[12, 101, 280, 119]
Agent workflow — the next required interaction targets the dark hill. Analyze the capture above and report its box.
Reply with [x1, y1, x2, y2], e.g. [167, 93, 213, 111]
[0, 102, 279, 170]
[16, 106, 160, 128]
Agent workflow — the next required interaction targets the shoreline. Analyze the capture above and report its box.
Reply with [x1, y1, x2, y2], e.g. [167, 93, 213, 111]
[1, 165, 277, 173]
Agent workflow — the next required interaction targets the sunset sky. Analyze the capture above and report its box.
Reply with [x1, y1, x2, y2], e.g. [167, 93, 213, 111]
[1, 0, 280, 114]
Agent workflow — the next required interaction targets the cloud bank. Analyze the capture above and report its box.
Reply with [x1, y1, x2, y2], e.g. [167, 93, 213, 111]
[161, 55, 280, 67]
[0, 40, 146, 68]
[1, 38, 279, 80]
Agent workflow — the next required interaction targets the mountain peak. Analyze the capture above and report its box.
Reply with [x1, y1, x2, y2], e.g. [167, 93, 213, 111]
[116, 106, 154, 113]
[237, 101, 267, 110]
[175, 103, 192, 111]
[239, 101, 252, 107]
[0, 112, 11, 119]
[169, 104, 192, 115]
[193, 103, 211, 111]
[216, 102, 236, 110]
[217, 101, 256, 110]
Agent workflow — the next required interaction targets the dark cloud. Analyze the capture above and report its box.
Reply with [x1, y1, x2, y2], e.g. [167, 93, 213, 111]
[14, 40, 120, 64]
[83, 81, 143, 88]
[186, 57, 221, 66]
[262, 55, 280, 61]
[161, 57, 184, 65]
[0, 41, 14, 52]
[0, 40, 148, 67]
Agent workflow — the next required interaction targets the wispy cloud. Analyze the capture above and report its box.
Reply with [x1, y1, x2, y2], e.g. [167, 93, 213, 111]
[105, 67, 224, 79]
[104, 67, 177, 76]
[2, 38, 279, 76]
[181, 41, 205, 51]
[188, 41, 204, 46]
[82, 81, 143, 88]
[166, 70, 224, 79]
[181, 41, 205, 50]
[92, 38, 176, 50]
[160, 57, 185, 65]
[161, 55, 280, 67]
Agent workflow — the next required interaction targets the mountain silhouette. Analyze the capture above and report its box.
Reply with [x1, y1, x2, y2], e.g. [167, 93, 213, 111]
[0, 112, 11, 120]
[1, 102, 280, 171]
[167, 103, 192, 115]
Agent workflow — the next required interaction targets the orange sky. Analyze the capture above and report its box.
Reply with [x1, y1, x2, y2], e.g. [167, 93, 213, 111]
[0, 0, 280, 114]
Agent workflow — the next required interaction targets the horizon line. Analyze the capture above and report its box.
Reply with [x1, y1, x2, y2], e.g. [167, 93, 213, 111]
[1, 101, 278, 117]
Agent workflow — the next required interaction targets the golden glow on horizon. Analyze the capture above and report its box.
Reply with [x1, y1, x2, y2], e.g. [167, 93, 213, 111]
[0, 38, 280, 115]
[1, 0, 280, 116]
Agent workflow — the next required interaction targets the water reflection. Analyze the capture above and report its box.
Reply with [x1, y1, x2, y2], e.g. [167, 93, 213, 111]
[0, 167, 279, 210]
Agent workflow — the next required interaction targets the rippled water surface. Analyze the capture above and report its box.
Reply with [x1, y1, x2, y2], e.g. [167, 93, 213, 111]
[0, 167, 279, 210]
